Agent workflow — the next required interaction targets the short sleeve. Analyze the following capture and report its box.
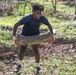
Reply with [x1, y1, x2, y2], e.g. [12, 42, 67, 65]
[19, 15, 32, 25]
[41, 16, 50, 25]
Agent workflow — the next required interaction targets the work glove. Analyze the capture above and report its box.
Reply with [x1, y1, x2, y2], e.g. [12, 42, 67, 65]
[50, 34, 55, 42]
[13, 36, 18, 45]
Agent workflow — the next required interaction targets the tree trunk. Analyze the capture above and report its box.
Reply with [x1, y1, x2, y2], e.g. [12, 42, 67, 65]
[17, 32, 53, 46]
[75, 0, 76, 15]
[52, 0, 57, 13]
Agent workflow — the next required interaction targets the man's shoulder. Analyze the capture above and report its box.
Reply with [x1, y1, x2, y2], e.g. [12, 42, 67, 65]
[41, 15, 47, 19]
[19, 14, 33, 24]
[24, 14, 33, 18]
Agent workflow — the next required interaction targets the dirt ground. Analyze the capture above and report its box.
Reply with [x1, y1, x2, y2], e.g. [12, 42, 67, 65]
[0, 26, 76, 75]
[0, 40, 76, 75]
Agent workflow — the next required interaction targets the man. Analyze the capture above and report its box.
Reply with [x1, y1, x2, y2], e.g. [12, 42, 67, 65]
[13, 3, 54, 73]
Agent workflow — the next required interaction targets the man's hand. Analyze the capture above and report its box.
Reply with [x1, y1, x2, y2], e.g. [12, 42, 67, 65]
[13, 36, 18, 45]
[50, 34, 55, 42]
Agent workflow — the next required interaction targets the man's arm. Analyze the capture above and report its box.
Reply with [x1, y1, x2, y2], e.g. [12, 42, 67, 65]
[47, 24, 53, 34]
[13, 22, 21, 36]
[48, 24, 55, 42]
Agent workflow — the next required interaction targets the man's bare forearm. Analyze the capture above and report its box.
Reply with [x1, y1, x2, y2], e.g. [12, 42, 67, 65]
[48, 24, 53, 34]
[13, 22, 20, 36]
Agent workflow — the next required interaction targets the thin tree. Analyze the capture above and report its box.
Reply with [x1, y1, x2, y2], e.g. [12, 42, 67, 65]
[75, 0, 76, 15]
[52, 0, 57, 13]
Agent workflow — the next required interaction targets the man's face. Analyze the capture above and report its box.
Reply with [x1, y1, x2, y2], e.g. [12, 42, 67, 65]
[33, 10, 42, 20]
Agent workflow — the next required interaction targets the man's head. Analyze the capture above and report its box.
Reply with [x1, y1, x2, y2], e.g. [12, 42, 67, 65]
[32, 3, 44, 20]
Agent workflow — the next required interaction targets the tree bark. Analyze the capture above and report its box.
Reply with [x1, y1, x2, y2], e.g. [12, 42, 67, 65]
[17, 32, 53, 46]
[52, 0, 57, 13]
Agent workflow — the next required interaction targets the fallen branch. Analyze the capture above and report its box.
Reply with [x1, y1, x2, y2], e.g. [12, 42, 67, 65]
[17, 32, 53, 46]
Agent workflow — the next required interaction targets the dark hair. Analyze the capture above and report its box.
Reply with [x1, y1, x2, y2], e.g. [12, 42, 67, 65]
[32, 3, 44, 11]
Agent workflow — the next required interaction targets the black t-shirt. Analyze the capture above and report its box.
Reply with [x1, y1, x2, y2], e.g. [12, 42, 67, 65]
[19, 14, 50, 36]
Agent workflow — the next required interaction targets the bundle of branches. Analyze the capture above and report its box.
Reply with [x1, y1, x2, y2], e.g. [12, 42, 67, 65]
[0, 1, 14, 16]
[63, 0, 75, 6]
